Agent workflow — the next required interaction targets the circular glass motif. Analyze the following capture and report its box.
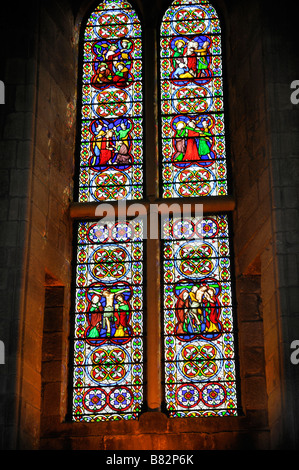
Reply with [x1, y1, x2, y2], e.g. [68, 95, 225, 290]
[88, 243, 130, 283]
[93, 10, 133, 39]
[201, 382, 226, 408]
[90, 171, 132, 202]
[86, 345, 131, 387]
[197, 217, 219, 239]
[172, 85, 213, 114]
[175, 240, 218, 280]
[174, 167, 216, 197]
[172, 219, 195, 240]
[175, 383, 201, 409]
[87, 222, 109, 243]
[108, 386, 134, 411]
[111, 221, 135, 242]
[93, 88, 132, 118]
[171, 6, 211, 35]
[177, 340, 223, 382]
[83, 387, 107, 413]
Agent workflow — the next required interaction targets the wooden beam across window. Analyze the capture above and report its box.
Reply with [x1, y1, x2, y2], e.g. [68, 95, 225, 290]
[69, 195, 236, 220]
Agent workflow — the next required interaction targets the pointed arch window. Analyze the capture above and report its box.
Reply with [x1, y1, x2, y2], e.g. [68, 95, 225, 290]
[72, 0, 145, 422]
[78, 0, 144, 203]
[160, 0, 239, 417]
[160, 0, 227, 198]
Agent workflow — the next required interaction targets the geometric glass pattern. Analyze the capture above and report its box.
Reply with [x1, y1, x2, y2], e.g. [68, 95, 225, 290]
[162, 214, 238, 417]
[72, 219, 144, 421]
[78, 0, 143, 202]
[160, 0, 228, 198]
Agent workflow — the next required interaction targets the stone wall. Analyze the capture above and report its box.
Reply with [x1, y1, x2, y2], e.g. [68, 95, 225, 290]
[261, 1, 299, 449]
[225, 0, 271, 441]
[226, 0, 299, 449]
[0, 1, 39, 448]
[0, 0, 77, 449]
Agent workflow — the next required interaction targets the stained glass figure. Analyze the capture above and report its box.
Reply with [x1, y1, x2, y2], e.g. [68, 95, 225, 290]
[72, 219, 144, 421]
[79, 0, 143, 202]
[160, 0, 227, 198]
[162, 215, 238, 416]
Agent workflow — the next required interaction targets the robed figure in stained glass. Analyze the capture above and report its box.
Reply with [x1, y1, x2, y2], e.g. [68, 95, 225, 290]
[89, 119, 133, 170]
[92, 39, 133, 89]
[172, 118, 214, 164]
[90, 120, 114, 168]
[86, 283, 132, 343]
[174, 282, 222, 339]
[201, 286, 222, 335]
[171, 36, 211, 82]
[114, 120, 133, 164]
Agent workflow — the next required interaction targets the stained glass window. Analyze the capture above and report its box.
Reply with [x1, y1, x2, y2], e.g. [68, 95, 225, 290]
[72, 0, 238, 423]
[72, 219, 144, 421]
[73, 0, 145, 423]
[160, 0, 227, 198]
[79, 0, 143, 203]
[162, 214, 238, 417]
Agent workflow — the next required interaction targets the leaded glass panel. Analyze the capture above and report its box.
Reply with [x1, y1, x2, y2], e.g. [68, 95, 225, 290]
[79, 0, 143, 202]
[162, 214, 238, 417]
[160, 0, 227, 198]
[72, 219, 144, 421]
